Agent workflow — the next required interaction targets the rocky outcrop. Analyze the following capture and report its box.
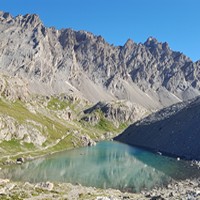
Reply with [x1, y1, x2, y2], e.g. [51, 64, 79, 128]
[0, 11, 200, 110]
[83, 100, 148, 126]
[0, 74, 29, 101]
[16, 157, 24, 164]
[0, 115, 46, 146]
[71, 130, 96, 147]
[55, 108, 73, 121]
[115, 97, 200, 160]
[35, 181, 54, 191]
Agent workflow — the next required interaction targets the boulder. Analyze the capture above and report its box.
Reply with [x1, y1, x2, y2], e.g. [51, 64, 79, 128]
[35, 181, 54, 191]
[16, 157, 24, 164]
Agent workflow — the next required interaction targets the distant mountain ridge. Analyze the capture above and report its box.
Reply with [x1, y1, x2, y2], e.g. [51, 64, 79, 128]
[0, 11, 200, 111]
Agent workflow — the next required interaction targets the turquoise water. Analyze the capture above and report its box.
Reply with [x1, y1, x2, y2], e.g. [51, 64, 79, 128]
[0, 141, 199, 192]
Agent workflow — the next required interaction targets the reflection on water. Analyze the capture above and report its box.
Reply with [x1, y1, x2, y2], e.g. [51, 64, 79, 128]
[0, 141, 199, 192]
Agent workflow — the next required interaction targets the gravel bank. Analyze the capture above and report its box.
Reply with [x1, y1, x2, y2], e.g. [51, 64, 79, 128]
[0, 178, 200, 200]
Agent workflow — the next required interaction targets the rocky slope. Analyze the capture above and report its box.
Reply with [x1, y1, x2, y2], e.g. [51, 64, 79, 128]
[115, 97, 200, 160]
[82, 100, 148, 127]
[0, 72, 143, 164]
[0, 11, 200, 111]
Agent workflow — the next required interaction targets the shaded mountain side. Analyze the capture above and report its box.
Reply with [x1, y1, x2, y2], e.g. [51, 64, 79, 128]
[0, 11, 200, 111]
[115, 97, 200, 160]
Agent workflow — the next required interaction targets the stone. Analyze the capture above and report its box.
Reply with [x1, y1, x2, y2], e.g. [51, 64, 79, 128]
[35, 182, 54, 191]
[88, 140, 96, 146]
[0, 179, 10, 185]
[96, 197, 111, 200]
[16, 157, 25, 164]
[0, 187, 6, 195]
[6, 183, 16, 191]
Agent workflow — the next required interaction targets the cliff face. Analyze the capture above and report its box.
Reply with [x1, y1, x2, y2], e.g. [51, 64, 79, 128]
[83, 100, 148, 126]
[0, 11, 200, 111]
[115, 97, 200, 160]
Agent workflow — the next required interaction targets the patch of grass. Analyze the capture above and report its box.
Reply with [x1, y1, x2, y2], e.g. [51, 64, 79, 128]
[95, 117, 116, 132]
[47, 97, 70, 110]
[23, 142, 35, 150]
[0, 99, 74, 162]
[49, 134, 74, 151]
[82, 109, 129, 134]
[47, 96, 84, 115]
[0, 140, 37, 163]
[6, 194, 23, 200]
[0, 96, 129, 164]
[0, 99, 69, 142]
[0, 139, 25, 153]
[34, 188, 46, 193]
[118, 122, 129, 131]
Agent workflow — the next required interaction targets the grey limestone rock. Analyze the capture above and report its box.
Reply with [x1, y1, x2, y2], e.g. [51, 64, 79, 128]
[0, 11, 199, 111]
[84, 100, 148, 126]
[0, 114, 46, 146]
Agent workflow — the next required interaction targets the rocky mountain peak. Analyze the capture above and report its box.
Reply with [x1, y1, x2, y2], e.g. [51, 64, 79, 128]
[162, 42, 170, 51]
[144, 37, 171, 53]
[144, 36, 158, 46]
[0, 11, 11, 19]
[15, 13, 42, 28]
[0, 10, 199, 110]
[124, 39, 135, 48]
[24, 14, 41, 24]
[0, 11, 13, 23]
[195, 60, 200, 66]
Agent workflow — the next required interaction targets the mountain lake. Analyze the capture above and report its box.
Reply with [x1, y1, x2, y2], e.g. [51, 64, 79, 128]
[0, 141, 199, 192]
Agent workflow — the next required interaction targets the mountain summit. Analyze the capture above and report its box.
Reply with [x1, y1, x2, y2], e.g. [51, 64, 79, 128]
[0, 11, 200, 111]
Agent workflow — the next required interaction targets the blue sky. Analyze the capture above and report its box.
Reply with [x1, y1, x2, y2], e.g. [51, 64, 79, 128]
[1, 0, 200, 61]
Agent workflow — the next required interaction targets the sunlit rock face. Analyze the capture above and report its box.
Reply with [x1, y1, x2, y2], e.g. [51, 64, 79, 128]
[0, 11, 200, 110]
[83, 100, 148, 126]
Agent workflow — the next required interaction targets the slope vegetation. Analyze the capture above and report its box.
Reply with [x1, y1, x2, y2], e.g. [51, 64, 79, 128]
[0, 73, 146, 164]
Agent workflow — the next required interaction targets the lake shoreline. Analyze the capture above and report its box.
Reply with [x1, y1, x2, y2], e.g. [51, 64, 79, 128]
[1, 141, 200, 199]
[0, 178, 200, 199]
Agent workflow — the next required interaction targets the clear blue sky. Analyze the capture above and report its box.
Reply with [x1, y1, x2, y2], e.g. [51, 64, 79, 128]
[1, 0, 200, 61]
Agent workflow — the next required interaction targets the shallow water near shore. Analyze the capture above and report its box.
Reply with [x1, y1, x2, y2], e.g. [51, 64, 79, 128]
[0, 141, 200, 192]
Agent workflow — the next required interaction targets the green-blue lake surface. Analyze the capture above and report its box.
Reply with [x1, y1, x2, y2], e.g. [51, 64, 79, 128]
[1, 141, 199, 192]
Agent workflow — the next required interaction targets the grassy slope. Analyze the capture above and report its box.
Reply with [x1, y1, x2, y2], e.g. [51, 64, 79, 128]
[0, 98, 73, 163]
[0, 96, 128, 164]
